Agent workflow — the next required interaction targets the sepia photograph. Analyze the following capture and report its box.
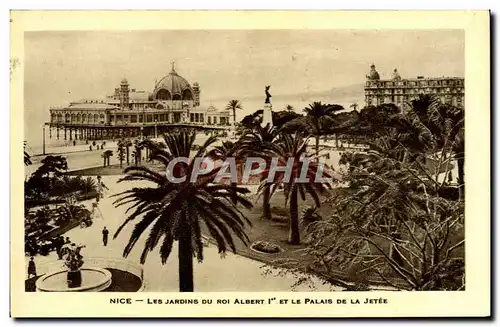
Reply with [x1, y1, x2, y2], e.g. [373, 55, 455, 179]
[10, 10, 490, 318]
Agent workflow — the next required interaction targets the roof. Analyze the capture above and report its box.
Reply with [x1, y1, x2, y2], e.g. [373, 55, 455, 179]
[63, 103, 118, 110]
[154, 69, 193, 96]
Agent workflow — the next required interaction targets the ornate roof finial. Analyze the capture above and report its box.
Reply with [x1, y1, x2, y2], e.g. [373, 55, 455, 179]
[171, 61, 176, 72]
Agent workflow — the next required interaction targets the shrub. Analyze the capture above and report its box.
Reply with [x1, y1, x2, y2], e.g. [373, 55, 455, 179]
[251, 241, 283, 254]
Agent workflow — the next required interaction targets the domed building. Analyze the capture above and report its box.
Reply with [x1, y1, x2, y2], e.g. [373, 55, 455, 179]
[364, 64, 464, 108]
[47, 65, 230, 141]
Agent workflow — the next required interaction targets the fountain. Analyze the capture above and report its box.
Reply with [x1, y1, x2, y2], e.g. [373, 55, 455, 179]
[33, 244, 143, 292]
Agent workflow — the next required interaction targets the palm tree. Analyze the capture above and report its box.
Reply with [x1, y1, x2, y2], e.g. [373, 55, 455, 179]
[122, 138, 133, 166]
[402, 95, 464, 199]
[285, 104, 294, 112]
[101, 150, 113, 167]
[283, 101, 343, 156]
[24, 141, 32, 166]
[131, 139, 143, 165]
[112, 131, 253, 292]
[207, 140, 240, 204]
[263, 132, 333, 244]
[116, 142, 125, 168]
[225, 100, 243, 129]
[350, 102, 359, 111]
[239, 123, 281, 220]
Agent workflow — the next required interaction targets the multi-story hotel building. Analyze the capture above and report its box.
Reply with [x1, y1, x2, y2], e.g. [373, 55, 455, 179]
[47, 65, 231, 141]
[364, 64, 464, 108]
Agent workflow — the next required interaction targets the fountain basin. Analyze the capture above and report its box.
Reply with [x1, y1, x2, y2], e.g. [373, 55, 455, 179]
[35, 267, 112, 292]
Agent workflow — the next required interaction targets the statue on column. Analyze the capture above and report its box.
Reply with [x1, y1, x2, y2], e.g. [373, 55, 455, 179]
[265, 85, 272, 104]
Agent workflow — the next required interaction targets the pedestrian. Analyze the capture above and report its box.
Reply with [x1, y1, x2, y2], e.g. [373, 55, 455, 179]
[89, 145, 92, 151]
[73, 140, 76, 146]
[27, 257, 37, 278]
[102, 227, 109, 246]
[56, 236, 64, 259]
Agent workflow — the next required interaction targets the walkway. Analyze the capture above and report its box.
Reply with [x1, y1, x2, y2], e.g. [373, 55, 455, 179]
[27, 175, 340, 292]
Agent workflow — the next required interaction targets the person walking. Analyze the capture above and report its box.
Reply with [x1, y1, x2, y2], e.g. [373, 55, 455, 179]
[102, 227, 109, 246]
[27, 257, 37, 278]
[56, 236, 65, 259]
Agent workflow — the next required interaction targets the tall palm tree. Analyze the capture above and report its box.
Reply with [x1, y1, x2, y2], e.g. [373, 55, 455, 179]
[350, 102, 359, 111]
[225, 100, 243, 129]
[239, 123, 281, 220]
[262, 132, 333, 244]
[122, 138, 133, 166]
[116, 142, 125, 168]
[112, 131, 253, 292]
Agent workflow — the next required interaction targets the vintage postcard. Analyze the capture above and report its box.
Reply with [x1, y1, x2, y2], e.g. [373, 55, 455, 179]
[10, 10, 490, 318]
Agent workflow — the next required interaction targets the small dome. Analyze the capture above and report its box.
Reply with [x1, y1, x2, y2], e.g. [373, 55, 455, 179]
[392, 68, 401, 80]
[366, 64, 380, 80]
[120, 78, 128, 85]
[207, 105, 217, 112]
[153, 69, 194, 101]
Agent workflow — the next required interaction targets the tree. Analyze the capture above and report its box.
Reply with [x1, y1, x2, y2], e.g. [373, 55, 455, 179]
[131, 139, 143, 165]
[122, 138, 133, 166]
[403, 95, 464, 199]
[285, 104, 294, 112]
[283, 101, 344, 155]
[207, 140, 240, 204]
[116, 142, 125, 168]
[313, 133, 463, 290]
[263, 132, 334, 244]
[24, 141, 32, 166]
[272, 110, 302, 129]
[349, 102, 359, 111]
[239, 123, 281, 220]
[112, 131, 253, 292]
[226, 100, 243, 128]
[101, 150, 113, 167]
[33, 155, 68, 179]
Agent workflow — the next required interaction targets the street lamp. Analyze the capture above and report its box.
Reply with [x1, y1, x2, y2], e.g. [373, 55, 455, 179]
[154, 119, 158, 139]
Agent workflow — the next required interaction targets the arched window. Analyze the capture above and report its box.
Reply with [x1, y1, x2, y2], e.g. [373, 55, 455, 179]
[156, 89, 171, 100]
[94, 114, 99, 123]
[100, 114, 105, 123]
[57, 113, 63, 123]
[182, 89, 193, 101]
[82, 114, 87, 123]
[51, 113, 56, 122]
[172, 94, 181, 101]
[77, 113, 81, 123]
[207, 116, 211, 125]
[157, 104, 164, 110]
[70, 114, 76, 123]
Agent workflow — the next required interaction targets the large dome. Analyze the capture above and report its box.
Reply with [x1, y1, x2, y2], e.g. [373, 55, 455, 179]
[153, 69, 194, 101]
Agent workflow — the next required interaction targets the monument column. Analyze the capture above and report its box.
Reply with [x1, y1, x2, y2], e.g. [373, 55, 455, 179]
[261, 85, 273, 127]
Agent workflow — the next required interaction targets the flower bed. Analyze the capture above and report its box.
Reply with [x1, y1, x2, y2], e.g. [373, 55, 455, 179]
[250, 241, 283, 254]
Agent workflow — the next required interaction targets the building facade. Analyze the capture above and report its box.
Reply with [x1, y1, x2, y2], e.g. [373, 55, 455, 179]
[364, 64, 464, 108]
[47, 66, 230, 141]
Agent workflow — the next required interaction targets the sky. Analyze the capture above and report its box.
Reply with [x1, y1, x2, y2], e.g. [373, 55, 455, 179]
[23, 29, 464, 149]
